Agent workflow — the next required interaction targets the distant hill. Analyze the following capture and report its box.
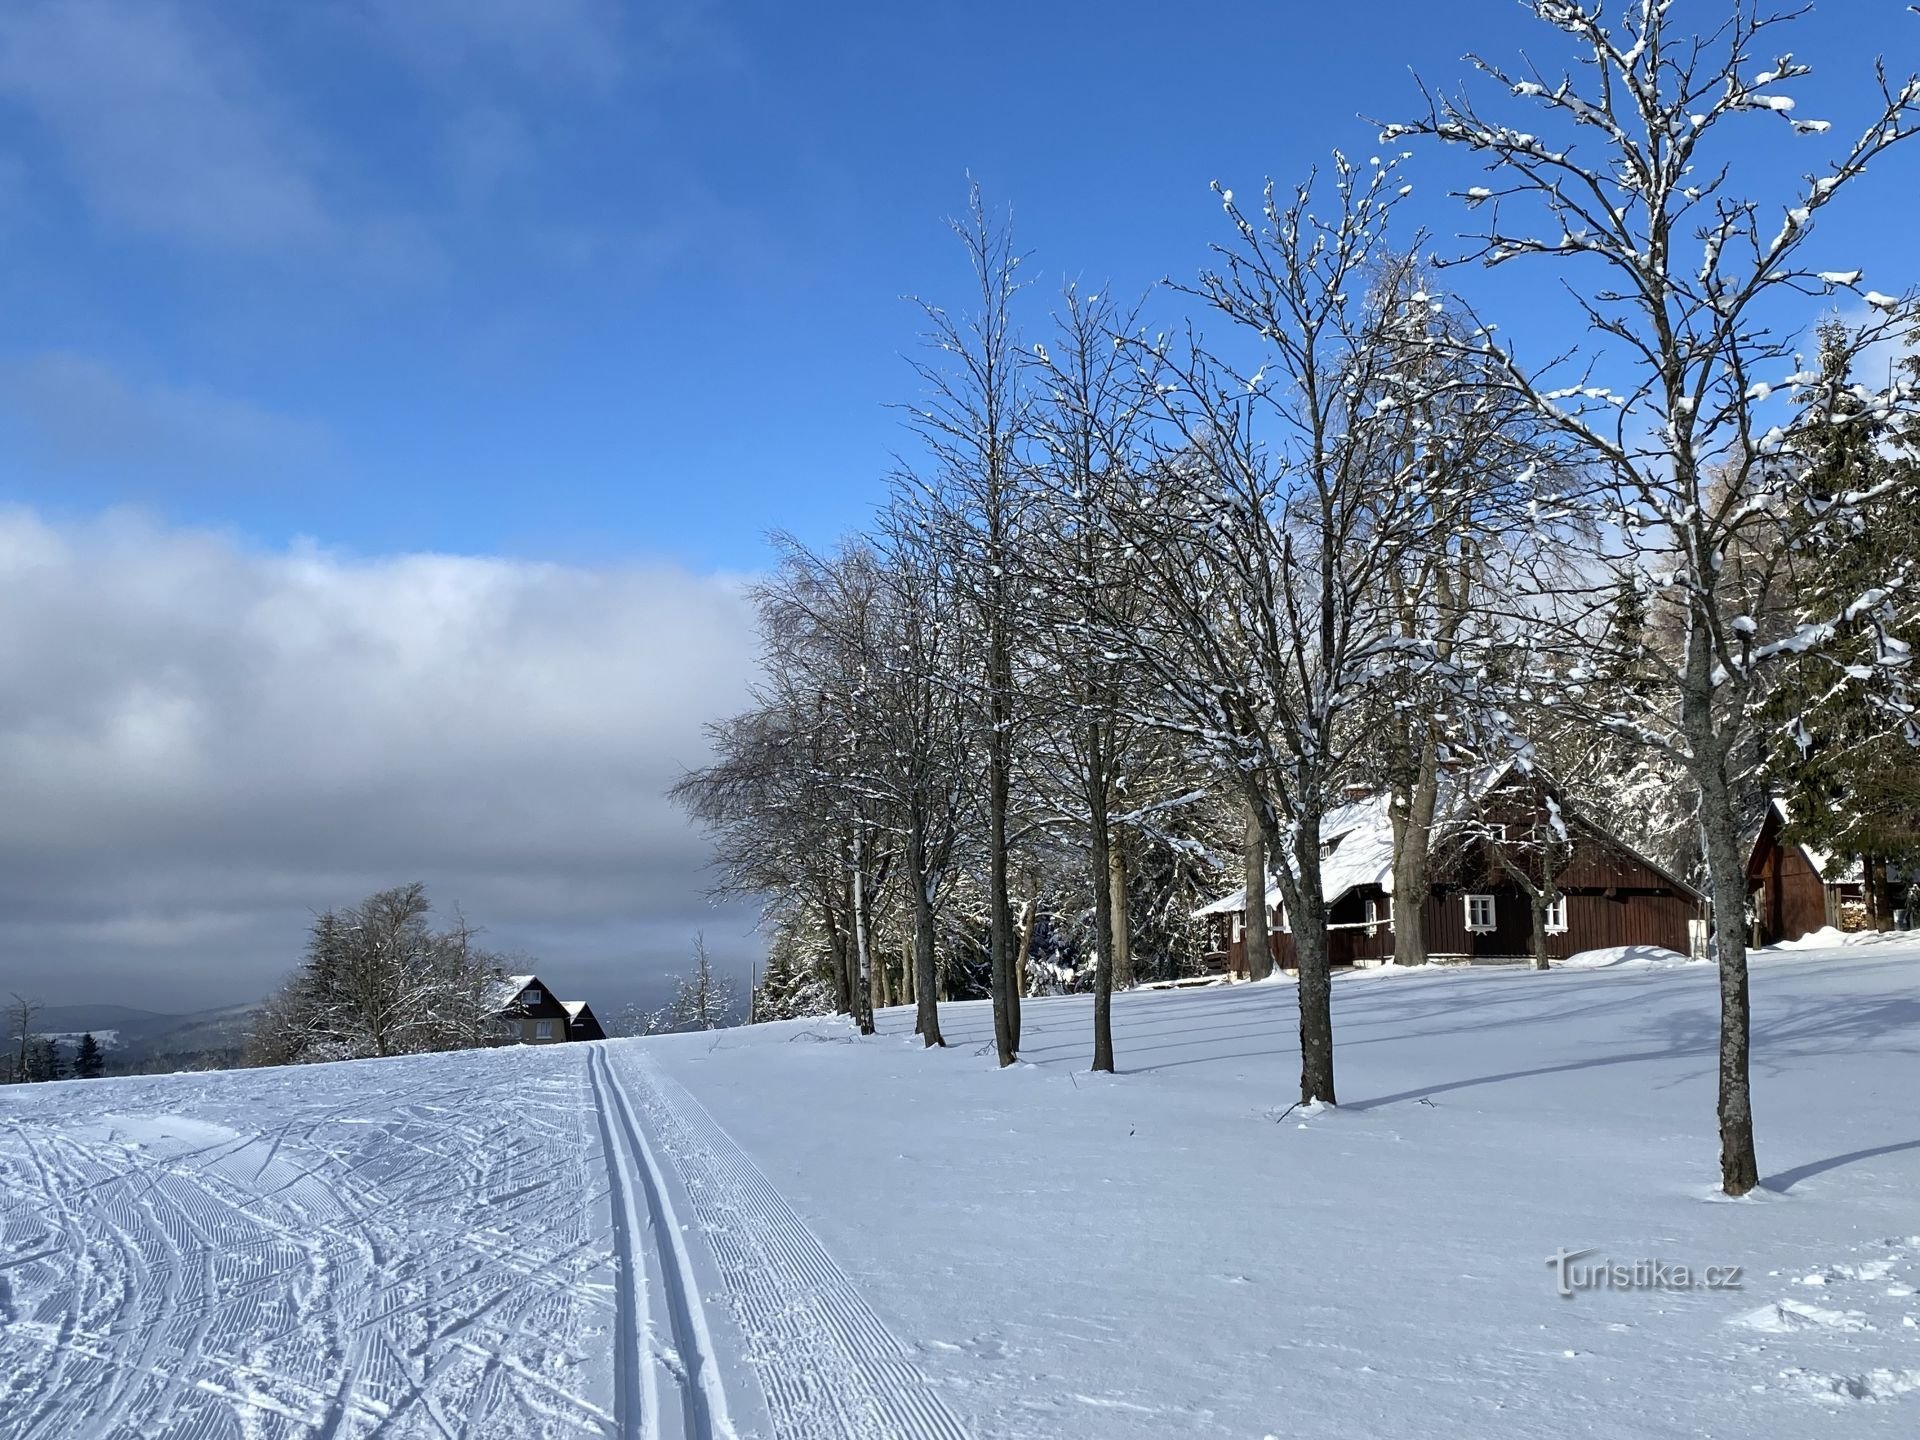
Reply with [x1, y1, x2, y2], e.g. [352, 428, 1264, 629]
[35, 1003, 259, 1071]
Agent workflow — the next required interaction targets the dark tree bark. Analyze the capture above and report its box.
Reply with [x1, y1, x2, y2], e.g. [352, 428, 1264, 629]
[1090, 725, 1116, 1073]
[908, 828, 946, 1047]
[1241, 799, 1272, 982]
[1269, 808, 1337, 1106]
[1389, 747, 1439, 968]
[1109, 831, 1135, 990]
[1691, 685, 1759, 1197]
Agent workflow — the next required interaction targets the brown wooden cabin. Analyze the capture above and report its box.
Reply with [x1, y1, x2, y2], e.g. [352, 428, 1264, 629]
[487, 974, 602, 1045]
[1195, 768, 1705, 973]
[1745, 800, 1861, 945]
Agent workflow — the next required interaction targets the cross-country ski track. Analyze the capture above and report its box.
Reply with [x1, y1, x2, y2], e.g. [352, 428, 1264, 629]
[0, 1038, 972, 1440]
[12, 939, 1920, 1439]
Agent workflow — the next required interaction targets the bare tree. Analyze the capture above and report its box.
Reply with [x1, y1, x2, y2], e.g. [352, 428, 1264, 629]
[1110, 155, 1444, 1105]
[1025, 282, 1158, 1071]
[7, 992, 43, 1084]
[907, 181, 1036, 1066]
[1389, 0, 1920, 1193]
[250, 883, 504, 1065]
[649, 935, 741, 1033]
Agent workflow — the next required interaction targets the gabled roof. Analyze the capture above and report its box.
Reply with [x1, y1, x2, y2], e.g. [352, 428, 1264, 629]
[485, 974, 542, 1014]
[1191, 761, 1701, 919]
[1193, 764, 1511, 919]
[561, 1000, 591, 1020]
[1759, 797, 1863, 885]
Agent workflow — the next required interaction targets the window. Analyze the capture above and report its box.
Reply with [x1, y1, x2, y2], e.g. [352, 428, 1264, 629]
[534, 1020, 555, 1040]
[1278, 904, 1291, 934]
[1365, 896, 1392, 936]
[1545, 896, 1568, 934]
[498, 1019, 520, 1040]
[1465, 893, 1496, 932]
[523, 987, 543, 1006]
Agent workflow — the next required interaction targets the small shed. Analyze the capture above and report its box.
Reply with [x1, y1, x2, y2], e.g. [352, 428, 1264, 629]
[1746, 800, 1862, 944]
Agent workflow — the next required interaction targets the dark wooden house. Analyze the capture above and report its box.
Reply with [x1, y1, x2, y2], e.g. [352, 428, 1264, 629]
[1195, 766, 1706, 973]
[486, 974, 603, 1045]
[561, 1001, 607, 1042]
[1745, 800, 1861, 945]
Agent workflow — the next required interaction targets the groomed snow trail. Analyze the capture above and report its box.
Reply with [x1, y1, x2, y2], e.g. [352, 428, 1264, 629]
[608, 1050, 969, 1440]
[1, 1038, 973, 1439]
[587, 1044, 737, 1440]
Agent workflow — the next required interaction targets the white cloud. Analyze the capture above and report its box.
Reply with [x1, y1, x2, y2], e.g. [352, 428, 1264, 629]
[0, 352, 330, 483]
[0, 0, 334, 252]
[0, 507, 763, 1014]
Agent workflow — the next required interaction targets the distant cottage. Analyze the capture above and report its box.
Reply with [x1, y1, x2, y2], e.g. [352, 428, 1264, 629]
[486, 974, 606, 1045]
[1193, 765, 1706, 973]
[1745, 799, 1866, 945]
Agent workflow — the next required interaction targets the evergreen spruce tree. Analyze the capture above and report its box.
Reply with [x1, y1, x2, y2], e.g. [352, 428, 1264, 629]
[1768, 323, 1920, 927]
[73, 1032, 105, 1079]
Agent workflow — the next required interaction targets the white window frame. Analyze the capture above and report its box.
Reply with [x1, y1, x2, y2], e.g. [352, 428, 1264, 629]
[1365, 896, 1392, 936]
[1544, 895, 1568, 934]
[1278, 904, 1291, 934]
[523, 987, 543, 1006]
[1465, 893, 1497, 933]
[534, 1019, 555, 1040]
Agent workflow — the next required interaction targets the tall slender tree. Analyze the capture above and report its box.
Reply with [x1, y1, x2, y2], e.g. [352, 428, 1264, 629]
[1391, 0, 1920, 1192]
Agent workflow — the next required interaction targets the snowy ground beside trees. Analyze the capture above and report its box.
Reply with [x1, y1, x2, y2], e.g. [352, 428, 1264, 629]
[5, 936, 1919, 1439]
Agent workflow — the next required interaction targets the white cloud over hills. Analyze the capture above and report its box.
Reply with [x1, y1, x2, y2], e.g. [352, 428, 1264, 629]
[0, 506, 762, 1014]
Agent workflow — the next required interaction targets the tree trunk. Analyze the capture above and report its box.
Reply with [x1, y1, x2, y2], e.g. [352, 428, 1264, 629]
[909, 827, 946, 1047]
[1242, 798, 1273, 981]
[850, 839, 876, 1037]
[1015, 889, 1039, 998]
[1529, 890, 1552, 971]
[901, 932, 916, 1007]
[988, 632, 1018, 1063]
[1389, 746, 1439, 967]
[1866, 855, 1893, 931]
[821, 875, 852, 1015]
[1283, 811, 1337, 1105]
[1690, 691, 1759, 1197]
[1109, 832, 1135, 989]
[1090, 797, 1116, 1073]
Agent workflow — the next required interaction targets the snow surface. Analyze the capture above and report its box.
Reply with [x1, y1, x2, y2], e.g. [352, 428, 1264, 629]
[5, 938, 1920, 1438]
[1558, 944, 1694, 968]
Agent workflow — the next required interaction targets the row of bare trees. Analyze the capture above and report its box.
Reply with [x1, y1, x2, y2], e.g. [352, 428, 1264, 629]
[678, 2, 1919, 1196]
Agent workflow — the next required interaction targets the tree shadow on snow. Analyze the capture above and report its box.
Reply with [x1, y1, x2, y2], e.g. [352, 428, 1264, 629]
[1760, 1138, 1920, 1194]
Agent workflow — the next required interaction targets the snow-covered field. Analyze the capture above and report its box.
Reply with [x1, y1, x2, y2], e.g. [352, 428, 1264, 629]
[5, 936, 1919, 1439]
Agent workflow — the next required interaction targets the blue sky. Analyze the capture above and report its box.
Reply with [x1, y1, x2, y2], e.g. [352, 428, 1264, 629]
[0, 1, 1905, 572]
[0, 1, 1914, 1012]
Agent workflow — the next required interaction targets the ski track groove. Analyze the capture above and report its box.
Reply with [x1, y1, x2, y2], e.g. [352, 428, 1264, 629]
[609, 1050, 972, 1440]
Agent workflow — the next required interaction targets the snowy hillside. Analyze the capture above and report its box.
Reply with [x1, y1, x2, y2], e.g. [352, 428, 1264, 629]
[5, 937, 1920, 1439]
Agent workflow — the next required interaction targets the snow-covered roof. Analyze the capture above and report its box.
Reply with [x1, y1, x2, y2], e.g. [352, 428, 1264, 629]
[561, 1000, 590, 1020]
[1767, 797, 1862, 885]
[1191, 764, 1513, 920]
[485, 974, 541, 1013]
